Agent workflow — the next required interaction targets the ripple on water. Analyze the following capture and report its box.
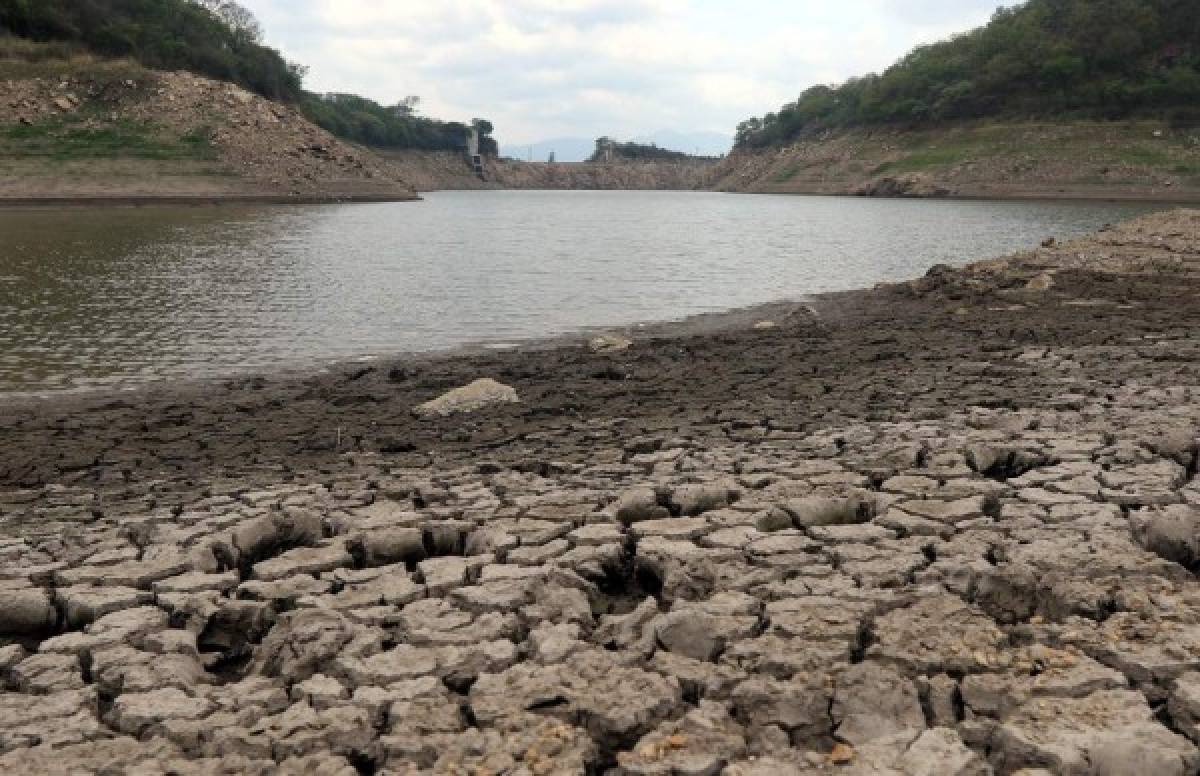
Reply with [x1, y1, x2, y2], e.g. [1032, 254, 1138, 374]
[0, 192, 1165, 395]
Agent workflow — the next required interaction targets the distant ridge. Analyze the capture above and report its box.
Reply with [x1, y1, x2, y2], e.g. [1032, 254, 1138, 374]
[502, 130, 731, 163]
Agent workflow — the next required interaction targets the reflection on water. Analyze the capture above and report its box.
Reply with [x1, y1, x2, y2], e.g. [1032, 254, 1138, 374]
[0, 191, 1162, 395]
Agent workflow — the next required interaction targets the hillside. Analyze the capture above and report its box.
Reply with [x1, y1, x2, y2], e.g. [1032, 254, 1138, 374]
[378, 150, 717, 192]
[0, 44, 416, 203]
[715, 0, 1200, 200]
[0, 0, 303, 102]
[0, 0, 496, 160]
[737, 0, 1200, 149]
[706, 120, 1200, 200]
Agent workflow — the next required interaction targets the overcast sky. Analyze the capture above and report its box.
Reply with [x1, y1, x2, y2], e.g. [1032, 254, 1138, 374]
[240, 0, 1007, 145]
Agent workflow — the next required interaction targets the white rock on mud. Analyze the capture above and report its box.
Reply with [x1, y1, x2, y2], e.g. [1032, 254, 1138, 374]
[413, 378, 519, 418]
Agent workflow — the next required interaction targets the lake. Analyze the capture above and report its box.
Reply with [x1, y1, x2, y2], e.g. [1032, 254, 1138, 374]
[0, 190, 1162, 395]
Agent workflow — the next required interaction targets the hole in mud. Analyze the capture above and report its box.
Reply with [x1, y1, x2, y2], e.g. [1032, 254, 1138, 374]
[460, 703, 479, 729]
[200, 644, 254, 682]
[974, 449, 1057, 482]
[527, 695, 569, 711]
[850, 619, 875, 663]
[347, 751, 378, 776]
[443, 675, 476, 697]
[197, 607, 274, 682]
[422, 526, 465, 558]
[587, 548, 664, 617]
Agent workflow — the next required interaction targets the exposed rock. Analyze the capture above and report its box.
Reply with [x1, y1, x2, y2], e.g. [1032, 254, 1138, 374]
[413, 378, 519, 418]
[590, 334, 633, 353]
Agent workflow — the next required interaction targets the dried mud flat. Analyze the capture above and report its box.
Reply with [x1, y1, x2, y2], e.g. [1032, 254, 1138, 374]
[6, 211, 1200, 774]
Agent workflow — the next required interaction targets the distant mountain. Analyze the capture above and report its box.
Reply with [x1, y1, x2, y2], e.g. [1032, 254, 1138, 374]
[501, 130, 732, 163]
[499, 137, 596, 163]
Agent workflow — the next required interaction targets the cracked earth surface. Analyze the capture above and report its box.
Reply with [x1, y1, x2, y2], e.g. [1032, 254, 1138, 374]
[6, 211, 1200, 774]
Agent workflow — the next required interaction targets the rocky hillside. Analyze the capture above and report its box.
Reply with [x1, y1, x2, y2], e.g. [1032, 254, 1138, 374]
[0, 66, 416, 202]
[706, 120, 1200, 201]
[382, 150, 716, 192]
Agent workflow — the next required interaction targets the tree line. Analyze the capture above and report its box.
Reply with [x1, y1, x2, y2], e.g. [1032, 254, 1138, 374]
[0, 0, 304, 101]
[0, 0, 497, 153]
[736, 0, 1200, 149]
[588, 137, 693, 162]
[300, 93, 497, 154]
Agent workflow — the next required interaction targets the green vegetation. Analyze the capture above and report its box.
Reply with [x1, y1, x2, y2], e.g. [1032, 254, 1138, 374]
[0, 115, 216, 161]
[588, 137, 709, 162]
[0, 0, 304, 101]
[872, 147, 975, 175]
[0, 0, 498, 154]
[0, 36, 147, 80]
[737, 0, 1200, 149]
[300, 94, 497, 154]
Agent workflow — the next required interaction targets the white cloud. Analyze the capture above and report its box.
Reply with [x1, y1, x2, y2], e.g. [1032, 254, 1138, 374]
[242, 0, 1003, 145]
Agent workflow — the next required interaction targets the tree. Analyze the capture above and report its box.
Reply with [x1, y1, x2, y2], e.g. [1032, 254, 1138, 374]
[191, 0, 262, 43]
[391, 96, 421, 117]
[1, 0, 301, 100]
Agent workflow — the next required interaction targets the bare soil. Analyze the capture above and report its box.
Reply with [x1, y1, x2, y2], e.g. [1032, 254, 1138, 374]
[708, 121, 1200, 203]
[0, 69, 416, 203]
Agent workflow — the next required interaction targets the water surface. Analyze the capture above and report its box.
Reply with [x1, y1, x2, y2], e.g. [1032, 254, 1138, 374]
[0, 191, 1162, 395]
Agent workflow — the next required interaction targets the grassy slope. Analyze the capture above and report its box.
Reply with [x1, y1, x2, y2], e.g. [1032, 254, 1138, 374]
[0, 40, 237, 196]
[0, 39, 414, 202]
[707, 120, 1200, 199]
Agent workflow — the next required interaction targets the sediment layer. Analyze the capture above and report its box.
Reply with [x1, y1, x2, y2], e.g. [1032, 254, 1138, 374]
[5, 211, 1200, 773]
[706, 122, 1200, 202]
[378, 150, 716, 193]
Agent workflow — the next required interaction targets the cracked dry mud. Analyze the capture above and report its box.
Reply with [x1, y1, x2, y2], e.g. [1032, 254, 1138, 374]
[6, 211, 1200, 774]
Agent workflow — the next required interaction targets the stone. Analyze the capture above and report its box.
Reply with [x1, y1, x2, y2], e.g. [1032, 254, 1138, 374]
[1026, 273, 1056, 291]
[413, 378, 519, 418]
[589, 334, 633, 353]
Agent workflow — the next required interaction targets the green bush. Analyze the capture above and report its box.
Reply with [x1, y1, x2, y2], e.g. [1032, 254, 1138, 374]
[298, 93, 496, 153]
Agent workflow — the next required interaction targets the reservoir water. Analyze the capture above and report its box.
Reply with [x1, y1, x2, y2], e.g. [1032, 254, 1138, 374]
[0, 190, 1162, 395]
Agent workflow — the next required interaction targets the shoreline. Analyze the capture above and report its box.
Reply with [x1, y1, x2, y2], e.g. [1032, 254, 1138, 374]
[0, 191, 420, 209]
[732, 182, 1200, 204]
[0, 296, 811, 404]
[3, 184, 1195, 207]
[6, 210, 1200, 772]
